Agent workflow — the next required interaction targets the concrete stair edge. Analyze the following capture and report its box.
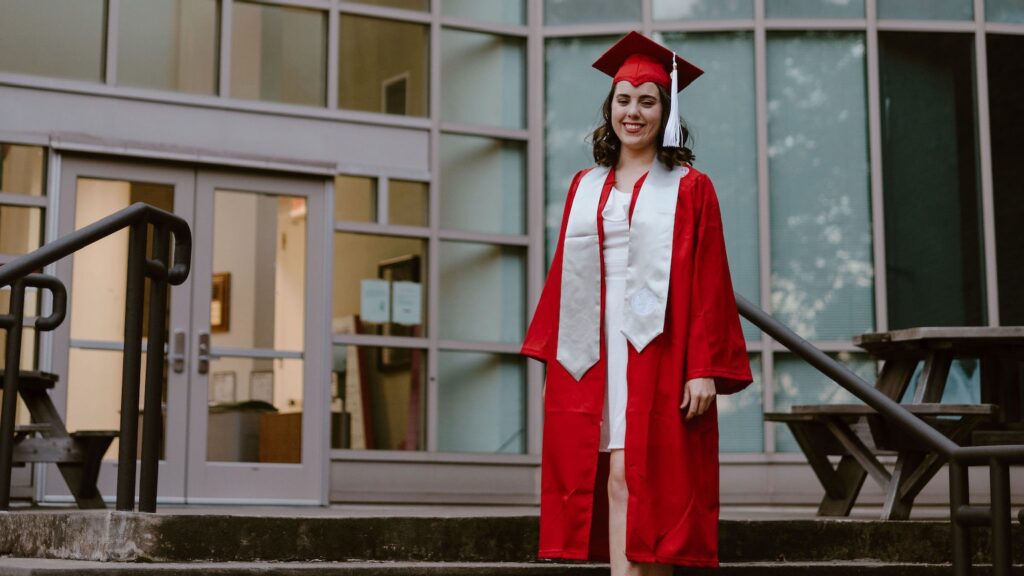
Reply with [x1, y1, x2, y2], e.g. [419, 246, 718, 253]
[0, 513, 1021, 565]
[0, 559, 1023, 576]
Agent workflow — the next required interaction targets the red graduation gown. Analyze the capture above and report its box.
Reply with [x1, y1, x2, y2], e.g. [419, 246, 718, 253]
[521, 165, 752, 566]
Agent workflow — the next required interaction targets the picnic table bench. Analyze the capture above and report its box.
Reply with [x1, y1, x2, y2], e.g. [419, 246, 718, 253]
[765, 326, 1024, 520]
[3, 369, 117, 509]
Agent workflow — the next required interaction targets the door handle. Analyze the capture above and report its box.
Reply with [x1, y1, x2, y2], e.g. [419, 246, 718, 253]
[171, 330, 186, 373]
[197, 332, 210, 375]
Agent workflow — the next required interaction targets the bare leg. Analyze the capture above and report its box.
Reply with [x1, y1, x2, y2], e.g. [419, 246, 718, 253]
[608, 449, 629, 576]
[608, 450, 673, 576]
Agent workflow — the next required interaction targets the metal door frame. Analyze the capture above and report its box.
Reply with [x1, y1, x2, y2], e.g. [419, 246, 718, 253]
[44, 155, 196, 504]
[186, 168, 328, 505]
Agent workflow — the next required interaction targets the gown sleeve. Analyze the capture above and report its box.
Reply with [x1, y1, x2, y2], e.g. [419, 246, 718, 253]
[521, 169, 588, 363]
[684, 173, 754, 396]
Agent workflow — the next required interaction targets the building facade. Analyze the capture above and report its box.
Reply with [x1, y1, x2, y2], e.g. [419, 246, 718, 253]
[0, 0, 1021, 506]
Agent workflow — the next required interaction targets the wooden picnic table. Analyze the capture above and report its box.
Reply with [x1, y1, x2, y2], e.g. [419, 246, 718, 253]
[765, 326, 1024, 520]
[2, 369, 116, 509]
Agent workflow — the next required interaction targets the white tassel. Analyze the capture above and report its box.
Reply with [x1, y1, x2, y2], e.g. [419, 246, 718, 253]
[663, 53, 681, 148]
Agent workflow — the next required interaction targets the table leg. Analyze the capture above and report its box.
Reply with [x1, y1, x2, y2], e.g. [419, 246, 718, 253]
[788, 421, 848, 499]
[913, 350, 953, 404]
[882, 451, 924, 520]
[18, 390, 107, 509]
[884, 414, 985, 520]
[786, 420, 868, 517]
[875, 358, 919, 401]
[818, 455, 869, 517]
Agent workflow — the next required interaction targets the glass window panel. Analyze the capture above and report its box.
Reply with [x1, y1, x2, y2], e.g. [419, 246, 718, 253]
[117, 0, 218, 94]
[773, 352, 876, 452]
[766, 0, 864, 18]
[442, 0, 525, 25]
[544, 36, 617, 263]
[331, 344, 426, 451]
[663, 32, 760, 341]
[0, 206, 42, 255]
[438, 351, 525, 453]
[335, 175, 377, 223]
[653, 0, 753, 20]
[0, 0, 105, 82]
[878, 0, 973, 20]
[987, 0, 1024, 22]
[66, 348, 165, 460]
[333, 233, 428, 335]
[388, 180, 428, 227]
[207, 357, 304, 463]
[440, 134, 525, 235]
[880, 33, 983, 329]
[70, 179, 174, 341]
[231, 2, 326, 107]
[718, 355, 763, 453]
[767, 33, 874, 340]
[210, 191, 306, 350]
[441, 30, 525, 129]
[0, 144, 45, 196]
[988, 34, 1024, 325]
[339, 15, 429, 117]
[439, 241, 525, 343]
[544, 0, 641, 24]
[345, 0, 429, 11]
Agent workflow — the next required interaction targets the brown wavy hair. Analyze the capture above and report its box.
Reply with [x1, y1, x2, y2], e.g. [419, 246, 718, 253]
[590, 84, 695, 169]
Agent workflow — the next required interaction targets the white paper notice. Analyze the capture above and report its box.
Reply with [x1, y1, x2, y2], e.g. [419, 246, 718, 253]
[360, 279, 390, 323]
[392, 281, 422, 326]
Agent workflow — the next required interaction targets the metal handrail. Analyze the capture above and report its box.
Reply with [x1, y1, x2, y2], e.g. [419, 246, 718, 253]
[735, 293, 1023, 575]
[0, 202, 191, 513]
[0, 274, 67, 509]
[0, 202, 190, 288]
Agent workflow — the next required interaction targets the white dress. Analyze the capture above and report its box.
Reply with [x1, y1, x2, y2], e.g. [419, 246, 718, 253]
[601, 186, 631, 450]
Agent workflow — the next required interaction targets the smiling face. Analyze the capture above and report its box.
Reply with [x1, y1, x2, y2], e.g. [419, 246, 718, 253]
[610, 80, 663, 155]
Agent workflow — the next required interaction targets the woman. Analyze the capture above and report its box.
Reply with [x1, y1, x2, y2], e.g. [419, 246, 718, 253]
[521, 32, 752, 573]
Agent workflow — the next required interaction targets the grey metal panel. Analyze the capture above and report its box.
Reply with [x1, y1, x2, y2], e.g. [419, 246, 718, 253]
[0, 85, 431, 174]
[876, 20, 976, 31]
[753, 0, 775, 453]
[326, 457, 1022, 505]
[525, 0, 543, 457]
[440, 17, 528, 37]
[974, 0, 1000, 326]
[0, 193, 47, 208]
[329, 458, 539, 504]
[105, 0, 119, 86]
[866, 0, 889, 333]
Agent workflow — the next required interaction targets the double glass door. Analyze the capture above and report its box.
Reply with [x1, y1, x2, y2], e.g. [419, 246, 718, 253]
[44, 156, 327, 505]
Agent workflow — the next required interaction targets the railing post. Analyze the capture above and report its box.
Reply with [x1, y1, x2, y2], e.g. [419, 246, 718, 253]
[990, 458, 1011, 576]
[950, 459, 972, 576]
[139, 224, 170, 513]
[116, 222, 148, 511]
[0, 280, 26, 510]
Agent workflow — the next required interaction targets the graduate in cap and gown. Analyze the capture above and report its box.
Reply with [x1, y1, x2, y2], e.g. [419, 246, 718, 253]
[521, 32, 753, 573]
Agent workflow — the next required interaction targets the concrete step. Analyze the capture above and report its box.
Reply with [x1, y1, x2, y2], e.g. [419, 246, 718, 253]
[0, 559, 1022, 576]
[0, 512, 1021, 565]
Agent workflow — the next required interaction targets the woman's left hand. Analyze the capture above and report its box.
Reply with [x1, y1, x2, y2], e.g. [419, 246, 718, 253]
[681, 377, 716, 420]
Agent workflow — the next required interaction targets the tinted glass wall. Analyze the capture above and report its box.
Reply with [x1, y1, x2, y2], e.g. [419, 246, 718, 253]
[879, 32, 985, 330]
[987, 34, 1024, 326]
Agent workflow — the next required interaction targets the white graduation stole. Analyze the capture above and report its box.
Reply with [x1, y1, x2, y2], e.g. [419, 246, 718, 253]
[556, 161, 689, 381]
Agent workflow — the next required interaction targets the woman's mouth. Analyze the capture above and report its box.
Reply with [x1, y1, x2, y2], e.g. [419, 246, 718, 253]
[622, 122, 645, 134]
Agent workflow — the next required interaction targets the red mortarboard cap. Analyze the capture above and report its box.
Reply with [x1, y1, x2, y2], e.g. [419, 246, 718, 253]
[592, 31, 703, 92]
